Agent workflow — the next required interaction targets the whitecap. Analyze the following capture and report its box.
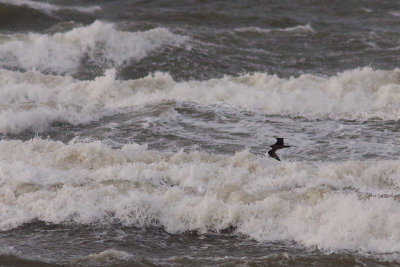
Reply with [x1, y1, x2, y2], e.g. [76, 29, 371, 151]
[0, 0, 101, 14]
[234, 23, 315, 34]
[75, 249, 135, 265]
[0, 21, 188, 74]
[0, 67, 399, 134]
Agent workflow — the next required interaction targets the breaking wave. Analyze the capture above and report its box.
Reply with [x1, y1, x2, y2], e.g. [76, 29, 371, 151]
[0, 0, 101, 14]
[0, 21, 188, 74]
[0, 67, 399, 134]
[0, 138, 400, 254]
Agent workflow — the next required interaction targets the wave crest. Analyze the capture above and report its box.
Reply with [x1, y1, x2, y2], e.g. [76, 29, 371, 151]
[0, 21, 187, 74]
[0, 0, 101, 14]
[234, 23, 315, 34]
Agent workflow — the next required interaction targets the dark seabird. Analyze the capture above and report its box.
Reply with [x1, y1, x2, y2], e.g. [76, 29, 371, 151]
[268, 138, 291, 161]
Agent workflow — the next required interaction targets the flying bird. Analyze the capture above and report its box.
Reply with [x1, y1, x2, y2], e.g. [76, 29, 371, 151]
[268, 138, 291, 161]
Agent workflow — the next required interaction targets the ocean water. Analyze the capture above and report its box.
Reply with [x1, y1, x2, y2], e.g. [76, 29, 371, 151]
[0, 0, 400, 265]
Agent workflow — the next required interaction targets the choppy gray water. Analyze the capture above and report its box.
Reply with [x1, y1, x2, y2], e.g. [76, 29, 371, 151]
[0, 0, 400, 266]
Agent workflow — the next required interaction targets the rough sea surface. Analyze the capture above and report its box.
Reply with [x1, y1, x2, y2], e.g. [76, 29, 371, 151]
[0, 0, 400, 266]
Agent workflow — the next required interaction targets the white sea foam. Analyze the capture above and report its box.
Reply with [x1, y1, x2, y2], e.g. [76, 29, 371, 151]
[0, 138, 400, 254]
[360, 7, 373, 13]
[234, 23, 314, 34]
[388, 10, 400, 17]
[0, 246, 19, 256]
[0, 0, 101, 14]
[0, 67, 399, 134]
[76, 249, 135, 265]
[0, 21, 187, 74]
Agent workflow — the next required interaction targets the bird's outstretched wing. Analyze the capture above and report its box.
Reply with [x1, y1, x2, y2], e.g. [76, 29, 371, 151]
[268, 149, 281, 161]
